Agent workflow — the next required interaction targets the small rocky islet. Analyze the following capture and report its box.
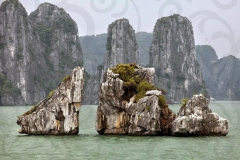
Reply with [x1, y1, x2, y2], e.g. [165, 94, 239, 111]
[17, 67, 84, 135]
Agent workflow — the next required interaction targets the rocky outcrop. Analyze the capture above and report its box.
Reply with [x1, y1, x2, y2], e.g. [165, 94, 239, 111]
[95, 64, 176, 135]
[172, 94, 229, 136]
[0, 0, 83, 105]
[83, 19, 139, 104]
[149, 14, 207, 103]
[16, 67, 84, 135]
[196, 45, 240, 100]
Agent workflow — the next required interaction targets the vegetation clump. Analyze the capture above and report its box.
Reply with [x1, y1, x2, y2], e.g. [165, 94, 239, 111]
[178, 98, 189, 114]
[158, 95, 168, 108]
[62, 76, 70, 82]
[47, 90, 55, 99]
[136, 81, 156, 102]
[111, 63, 167, 105]
[146, 105, 151, 112]
[22, 105, 38, 116]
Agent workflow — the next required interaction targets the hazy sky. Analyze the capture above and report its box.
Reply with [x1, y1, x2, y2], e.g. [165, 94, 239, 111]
[2, 0, 240, 58]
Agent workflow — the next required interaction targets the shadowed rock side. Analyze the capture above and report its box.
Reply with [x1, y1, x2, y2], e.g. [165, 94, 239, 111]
[17, 67, 84, 135]
[96, 64, 175, 135]
[172, 94, 229, 136]
[149, 14, 207, 103]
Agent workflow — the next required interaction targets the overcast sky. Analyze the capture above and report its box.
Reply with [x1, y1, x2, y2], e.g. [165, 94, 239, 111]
[2, 0, 240, 58]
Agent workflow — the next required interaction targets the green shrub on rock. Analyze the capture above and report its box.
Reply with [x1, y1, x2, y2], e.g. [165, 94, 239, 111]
[178, 98, 189, 114]
[158, 95, 167, 108]
[111, 63, 167, 105]
[136, 81, 156, 102]
[22, 105, 38, 116]
[47, 90, 55, 99]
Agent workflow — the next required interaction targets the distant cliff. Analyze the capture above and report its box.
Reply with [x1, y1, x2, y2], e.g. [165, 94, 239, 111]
[0, 0, 83, 105]
[80, 34, 107, 75]
[196, 45, 240, 100]
[149, 14, 207, 102]
[135, 32, 152, 66]
[83, 19, 139, 104]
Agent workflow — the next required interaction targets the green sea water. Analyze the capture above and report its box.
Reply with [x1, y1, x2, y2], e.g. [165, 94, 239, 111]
[0, 101, 239, 160]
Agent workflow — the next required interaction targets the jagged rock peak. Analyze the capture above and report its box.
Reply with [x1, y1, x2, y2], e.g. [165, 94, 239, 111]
[0, 0, 26, 13]
[149, 14, 207, 102]
[103, 18, 139, 71]
[17, 67, 84, 135]
[172, 94, 229, 136]
[29, 2, 78, 34]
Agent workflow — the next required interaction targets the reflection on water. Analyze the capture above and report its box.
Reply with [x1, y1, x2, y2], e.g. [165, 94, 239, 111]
[0, 102, 239, 159]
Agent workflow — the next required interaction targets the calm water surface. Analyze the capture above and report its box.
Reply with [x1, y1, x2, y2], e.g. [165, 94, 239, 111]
[0, 101, 239, 160]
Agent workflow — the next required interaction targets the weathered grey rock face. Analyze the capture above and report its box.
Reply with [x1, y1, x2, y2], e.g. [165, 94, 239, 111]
[29, 2, 83, 92]
[128, 95, 162, 135]
[96, 69, 127, 134]
[0, 0, 83, 105]
[103, 18, 139, 71]
[96, 65, 176, 135]
[83, 18, 139, 104]
[149, 14, 207, 102]
[17, 67, 84, 135]
[172, 94, 229, 136]
[0, 0, 47, 105]
[196, 45, 240, 100]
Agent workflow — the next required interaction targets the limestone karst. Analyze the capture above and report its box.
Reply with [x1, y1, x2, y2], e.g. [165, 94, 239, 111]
[149, 14, 207, 103]
[17, 67, 84, 135]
